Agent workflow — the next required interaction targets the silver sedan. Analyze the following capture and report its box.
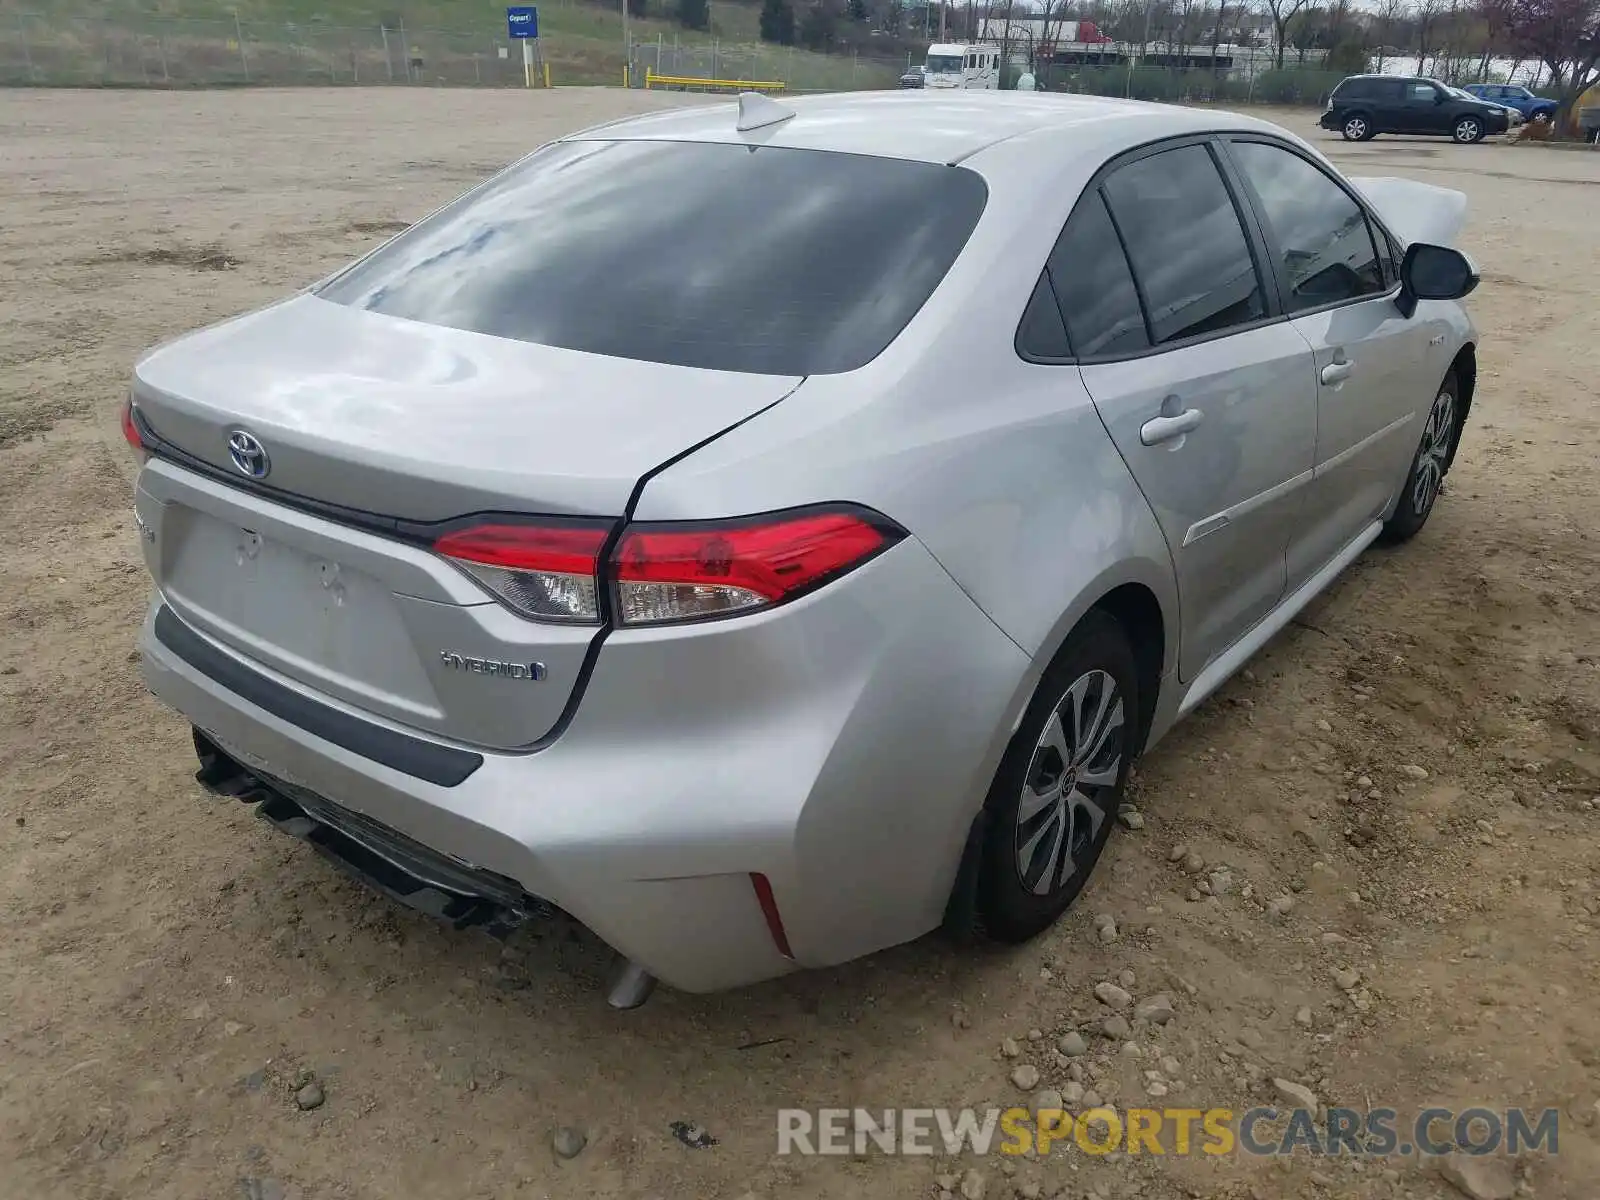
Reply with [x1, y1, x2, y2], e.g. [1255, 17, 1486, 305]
[126, 91, 1480, 1004]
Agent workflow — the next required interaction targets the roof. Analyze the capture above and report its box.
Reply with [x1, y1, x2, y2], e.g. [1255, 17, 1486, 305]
[569, 90, 1288, 167]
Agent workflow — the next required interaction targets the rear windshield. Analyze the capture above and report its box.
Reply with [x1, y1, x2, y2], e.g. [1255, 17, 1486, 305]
[317, 139, 988, 376]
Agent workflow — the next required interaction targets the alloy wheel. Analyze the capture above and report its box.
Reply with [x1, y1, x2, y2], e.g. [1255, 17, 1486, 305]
[1455, 119, 1481, 142]
[1014, 669, 1125, 896]
[1344, 117, 1368, 140]
[1411, 387, 1456, 517]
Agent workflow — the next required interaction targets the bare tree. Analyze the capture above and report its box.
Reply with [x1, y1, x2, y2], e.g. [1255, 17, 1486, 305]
[1479, 0, 1600, 125]
[1209, 0, 1234, 73]
[1264, 0, 1313, 65]
[1372, 0, 1408, 70]
[1414, 0, 1444, 73]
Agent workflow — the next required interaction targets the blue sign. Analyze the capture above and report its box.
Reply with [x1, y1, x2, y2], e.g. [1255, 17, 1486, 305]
[507, 6, 538, 38]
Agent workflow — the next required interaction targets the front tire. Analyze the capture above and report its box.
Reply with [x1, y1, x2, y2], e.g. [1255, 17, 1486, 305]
[976, 612, 1139, 944]
[1380, 371, 1460, 544]
[1453, 116, 1485, 143]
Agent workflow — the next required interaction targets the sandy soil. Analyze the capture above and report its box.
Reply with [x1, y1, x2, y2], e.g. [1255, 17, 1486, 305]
[1, 88, 1598, 1200]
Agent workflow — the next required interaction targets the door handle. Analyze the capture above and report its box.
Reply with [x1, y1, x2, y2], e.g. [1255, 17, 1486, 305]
[1140, 407, 1203, 446]
[1320, 358, 1354, 385]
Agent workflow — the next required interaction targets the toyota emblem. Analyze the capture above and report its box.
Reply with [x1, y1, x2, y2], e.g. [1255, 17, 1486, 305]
[227, 429, 270, 479]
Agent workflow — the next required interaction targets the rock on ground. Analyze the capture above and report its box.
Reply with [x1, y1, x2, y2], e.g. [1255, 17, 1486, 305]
[1437, 1153, 1517, 1200]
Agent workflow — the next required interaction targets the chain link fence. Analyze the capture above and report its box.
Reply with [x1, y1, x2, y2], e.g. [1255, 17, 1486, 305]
[0, 10, 906, 90]
[628, 39, 903, 91]
[0, 12, 548, 87]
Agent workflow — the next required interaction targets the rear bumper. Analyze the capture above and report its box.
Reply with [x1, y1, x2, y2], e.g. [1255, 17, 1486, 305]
[140, 536, 1032, 993]
[1318, 111, 1340, 130]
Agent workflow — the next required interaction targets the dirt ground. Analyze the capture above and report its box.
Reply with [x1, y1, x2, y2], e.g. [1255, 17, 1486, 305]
[1, 87, 1598, 1200]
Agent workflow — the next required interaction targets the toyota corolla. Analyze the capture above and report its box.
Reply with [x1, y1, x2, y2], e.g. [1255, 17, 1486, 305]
[126, 92, 1480, 1005]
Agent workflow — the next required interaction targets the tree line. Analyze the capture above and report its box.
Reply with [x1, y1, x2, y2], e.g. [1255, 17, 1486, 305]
[629, 0, 1596, 121]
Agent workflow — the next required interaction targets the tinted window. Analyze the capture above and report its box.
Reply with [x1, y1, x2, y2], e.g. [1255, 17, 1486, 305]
[318, 140, 988, 376]
[1048, 192, 1150, 358]
[1338, 77, 1398, 101]
[1017, 273, 1072, 359]
[1231, 142, 1384, 311]
[1102, 145, 1265, 346]
[1406, 82, 1439, 101]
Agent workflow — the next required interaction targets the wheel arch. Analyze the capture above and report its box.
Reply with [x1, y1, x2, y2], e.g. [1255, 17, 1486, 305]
[1090, 582, 1166, 757]
[939, 577, 1170, 938]
[1446, 342, 1476, 471]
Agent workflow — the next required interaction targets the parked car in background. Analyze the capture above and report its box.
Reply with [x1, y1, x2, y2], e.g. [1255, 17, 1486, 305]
[1321, 74, 1510, 142]
[1461, 82, 1556, 122]
[1451, 85, 1521, 124]
[899, 64, 925, 89]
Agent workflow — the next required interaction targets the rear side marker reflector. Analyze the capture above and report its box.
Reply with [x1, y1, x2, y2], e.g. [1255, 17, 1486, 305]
[121, 396, 147, 457]
[432, 505, 904, 628]
[750, 872, 794, 959]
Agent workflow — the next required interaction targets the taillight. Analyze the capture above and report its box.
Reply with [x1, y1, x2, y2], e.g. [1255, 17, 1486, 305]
[611, 505, 904, 626]
[432, 521, 611, 624]
[121, 396, 145, 453]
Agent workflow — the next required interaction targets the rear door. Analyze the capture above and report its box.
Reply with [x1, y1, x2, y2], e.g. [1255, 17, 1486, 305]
[1061, 139, 1318, 681]
[1222, 137, 1434, 589]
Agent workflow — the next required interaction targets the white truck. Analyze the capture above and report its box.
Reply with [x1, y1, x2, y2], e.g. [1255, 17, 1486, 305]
[923, 43, 1001, 90]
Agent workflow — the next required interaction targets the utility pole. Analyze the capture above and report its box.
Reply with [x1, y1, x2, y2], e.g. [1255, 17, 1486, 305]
[939, 1, 947, 41]
[622, 0, 631, 85]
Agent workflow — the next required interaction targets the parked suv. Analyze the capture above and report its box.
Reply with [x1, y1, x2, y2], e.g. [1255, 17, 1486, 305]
[1461, 82, 1556, 122]
[1321, 74, 1510, 142]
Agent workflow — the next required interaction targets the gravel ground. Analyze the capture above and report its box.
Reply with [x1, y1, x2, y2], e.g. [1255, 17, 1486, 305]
[1, 87, 1598, 1200]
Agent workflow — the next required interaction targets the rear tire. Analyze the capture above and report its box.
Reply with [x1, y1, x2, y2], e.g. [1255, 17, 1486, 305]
[1380, 370, 1460, 545]
[1341, 113, 1373, 141]
[976, 611, 1139, 944]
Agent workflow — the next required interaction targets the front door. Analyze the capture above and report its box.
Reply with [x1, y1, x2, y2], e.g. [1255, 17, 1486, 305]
[1398, 81, 1450, 133]
[1053, 141, 1318, 680]
[1222, 137, 1440, 587]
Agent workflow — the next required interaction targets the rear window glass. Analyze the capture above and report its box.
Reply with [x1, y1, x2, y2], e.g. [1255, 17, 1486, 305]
[1338, 77, 1397, 100]
[317, 140, 987, 376]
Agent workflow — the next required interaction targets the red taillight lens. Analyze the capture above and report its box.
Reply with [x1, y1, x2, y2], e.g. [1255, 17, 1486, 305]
[121, 396, 145, 452]
[611, 506, 902, 626]
[433, 521, 610, 624]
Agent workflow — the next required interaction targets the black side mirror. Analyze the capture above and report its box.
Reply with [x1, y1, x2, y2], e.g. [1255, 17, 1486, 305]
[1396, 242, 1479, 318]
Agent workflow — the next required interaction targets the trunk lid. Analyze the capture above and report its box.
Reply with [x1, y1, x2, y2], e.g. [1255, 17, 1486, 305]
[133, 294, 802, 521]
[132, 296, 801, 751]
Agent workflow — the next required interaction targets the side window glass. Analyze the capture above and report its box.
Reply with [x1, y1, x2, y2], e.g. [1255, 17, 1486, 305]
[1048, 191, 1150, 358]
[1101, 144, 1265, 346]
[1408, 83, 1435, 101]
[1017, 273, 1072, 359]
[1230, 141, 1385, 311]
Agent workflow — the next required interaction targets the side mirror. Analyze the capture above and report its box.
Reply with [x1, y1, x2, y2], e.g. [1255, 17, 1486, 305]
[1396, 242, 1479, 318]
